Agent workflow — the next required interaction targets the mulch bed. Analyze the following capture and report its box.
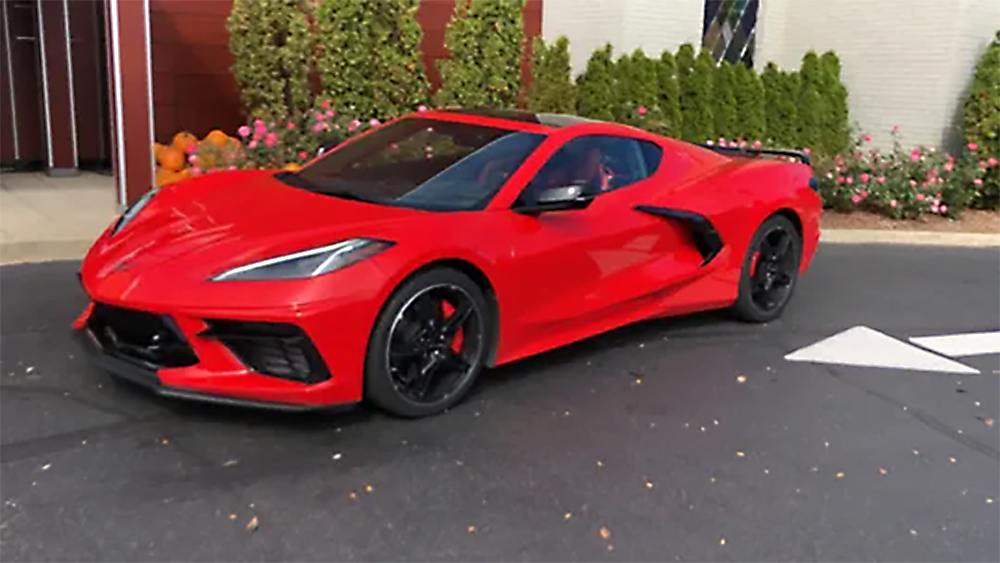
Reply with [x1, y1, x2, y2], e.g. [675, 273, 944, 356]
[821, 209, 1000, 234]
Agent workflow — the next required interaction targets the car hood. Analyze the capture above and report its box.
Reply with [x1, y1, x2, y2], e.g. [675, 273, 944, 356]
[83, 170, 422, 286]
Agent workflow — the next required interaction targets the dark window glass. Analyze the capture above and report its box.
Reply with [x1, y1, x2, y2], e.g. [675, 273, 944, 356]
[637, 140, 664, 175]
[702, 0, 758, 67]
[519, 135, 653, 204]
[288, 118, 546, 211]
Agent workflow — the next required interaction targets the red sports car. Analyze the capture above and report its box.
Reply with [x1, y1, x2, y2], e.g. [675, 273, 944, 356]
[74, 108, 821, 417]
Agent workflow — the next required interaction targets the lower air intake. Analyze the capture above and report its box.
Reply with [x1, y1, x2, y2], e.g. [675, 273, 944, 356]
[200, 320, 331, 384]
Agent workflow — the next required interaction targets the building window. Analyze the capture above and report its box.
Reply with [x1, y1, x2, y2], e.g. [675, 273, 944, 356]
[702, 0, 758, 67]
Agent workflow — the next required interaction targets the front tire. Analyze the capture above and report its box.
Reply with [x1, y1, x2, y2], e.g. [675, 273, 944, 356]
[364, 268, 490, 418]
[732, 214, 802, 323]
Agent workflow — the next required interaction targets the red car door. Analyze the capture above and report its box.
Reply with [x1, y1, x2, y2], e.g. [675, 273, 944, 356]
[494, 134, 705, 360]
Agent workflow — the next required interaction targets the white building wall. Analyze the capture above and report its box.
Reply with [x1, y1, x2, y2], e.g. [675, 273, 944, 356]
[541, 0, 702, 76]
[756, 0, 1000, 151]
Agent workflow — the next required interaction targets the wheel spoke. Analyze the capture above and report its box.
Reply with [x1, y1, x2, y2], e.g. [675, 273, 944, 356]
[439, 301, 472, 339]
[770, 233, 791, 260]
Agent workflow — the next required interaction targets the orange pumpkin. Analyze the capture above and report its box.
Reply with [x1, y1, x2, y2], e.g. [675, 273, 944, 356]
[281, 163, 303, 172]
[153, 142, 165, 160]
[172, 131, 199, 154]
[205, 129, 230, 149]
[158, 146, 185, 172]
[155, 169, 186, 188]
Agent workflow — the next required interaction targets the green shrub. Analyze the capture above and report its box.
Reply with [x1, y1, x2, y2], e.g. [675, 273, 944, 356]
[731, 62, 765, 142]
[575, 44, 617, 121]
[434, 0, 525, 109]
[819, 51, 850, 156]
[526, 36, 576, 114]
[962, 30, 1000, 209]
[226, 0, 315, 121]
[712, 61, 737, 140]
[797, 52, 826, 152]
[763, 63, 798, 147]
[615, 48, 660, 124]
[677, 45, 714, 142]
[655, 50, 682, 138]
[314, 0, 429, 121]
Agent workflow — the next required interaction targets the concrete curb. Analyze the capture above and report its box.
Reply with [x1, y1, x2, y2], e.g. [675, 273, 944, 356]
[1, 229, 998, 267]
[820, 229, 1000, 247]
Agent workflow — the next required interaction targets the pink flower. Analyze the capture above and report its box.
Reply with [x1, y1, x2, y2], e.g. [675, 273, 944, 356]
[921, 182, 927, 189]
[325, 110, 335, 118]
[417, 105, 427, 112]
[974, 178, 984, 186]
[315, 112, 325, 122]
[753, 140, 762, 149]
[931, 204, 940, 213]
[298, 151, 308, 159]
[706, 140, 714, 146]
[877, 176, 885, 184]
[187, 154, 199, 164]
[940, 205, 948, 213]
[846, 176, 854, 185]
[312, 123, 325, 133]
[944, 163, 953, 172]
[826, 172, 834, 179]
[637, 106, 647, 115]
[890, 199, 898, 208]
[321, 101, 330, 109]
[248, 140, 258, 149]
[228, 165, 237, 171]
[739, 140, 747, 148]
[910, 180, 917, 187]
[860, 173, 870, 182]
[287, 121, 295, 130]
[719, 137, 727, 145]
[917, 193, 925, 201]
[238, 125, 251, 138]
[264, 133, 278, 148]
[191, 166, 202, 176]
[910, 149, 920, 161]
[729, 141, 738, 148]
[837, 176, 845, 184]
[253, 118, 264, 127]
[981, 161, 988, 169]
[864, 135, 872, 143]
[988, 157, 998, 166]
[803, 147, 812, 155]
[892, 125, 900, 132]
[851, 195, 861, 204]
[861, 190, 868, 198]
[369, 118, 380, 127]
[968, 142, 979, 151]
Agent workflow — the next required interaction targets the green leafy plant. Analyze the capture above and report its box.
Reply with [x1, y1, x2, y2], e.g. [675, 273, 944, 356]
[712, 61, 737, 140]
[677, 44, 714, 142]
[655, 50, 682, 138]
[731, 61, 765, 142]
[762, 63, 798, 148]
[314, 0, 429, 120]
[526, 36, 576, 113]
[226, 0, 315, 121]
[819, 51, 850, 156]
[614, 48, 660, 125]
[962, 30, 1000, 209]
[797, 52, 826, 152]
[434, 0, 526, 108]
[575, 44, 617, 121]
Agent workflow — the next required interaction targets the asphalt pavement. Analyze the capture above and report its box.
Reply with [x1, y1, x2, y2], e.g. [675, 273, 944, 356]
[1, 244, 998, 562]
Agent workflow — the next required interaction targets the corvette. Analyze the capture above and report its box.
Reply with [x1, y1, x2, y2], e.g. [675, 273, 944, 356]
[74, 107, 821, 417]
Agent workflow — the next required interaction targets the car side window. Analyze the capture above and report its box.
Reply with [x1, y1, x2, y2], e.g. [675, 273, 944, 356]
[520, 135, 657, 204]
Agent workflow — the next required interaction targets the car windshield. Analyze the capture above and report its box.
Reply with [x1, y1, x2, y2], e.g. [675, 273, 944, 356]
[284, 117, 546, 211]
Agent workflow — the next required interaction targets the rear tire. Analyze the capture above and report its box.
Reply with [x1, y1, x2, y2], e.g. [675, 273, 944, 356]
[364, 268, 491, 418]
[732, 215, 802, 323]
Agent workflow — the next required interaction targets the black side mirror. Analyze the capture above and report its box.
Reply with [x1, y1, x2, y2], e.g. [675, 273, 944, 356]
[514, 184, 594, 215]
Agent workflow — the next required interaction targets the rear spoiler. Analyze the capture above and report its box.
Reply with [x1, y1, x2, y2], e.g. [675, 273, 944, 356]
[696, 143, 811, 166]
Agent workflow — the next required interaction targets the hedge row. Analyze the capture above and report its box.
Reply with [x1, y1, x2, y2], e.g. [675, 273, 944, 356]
[529, 37, 850, 158]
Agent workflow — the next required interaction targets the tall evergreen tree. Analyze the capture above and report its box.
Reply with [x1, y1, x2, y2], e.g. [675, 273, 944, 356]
[656, 50, 682, 138]
[315, 0, 429, 120]
[526, 36, 576, 114]
[676, 44, 714, 142]
[615, 48, 660, 124]
[762, 62, 798, 147]
[713, 61, 737, 140]
[819, 51, 850, 155]
[575, 44, 617, 121]
[797, 51, 826, 151]
[434, 0, 525, 108]
[732, 62, 765, 142]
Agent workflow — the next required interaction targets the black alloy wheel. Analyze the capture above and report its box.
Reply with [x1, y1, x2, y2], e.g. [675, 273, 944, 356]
[732, 214, 802, 322]
[365, 268, 490, 417]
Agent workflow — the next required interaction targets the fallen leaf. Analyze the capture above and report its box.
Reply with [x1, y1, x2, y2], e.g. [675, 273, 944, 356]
[645, 481, 654, 489]
[736, 375, 747, 383]
[909, 528, 918, 536]
[710, 477, 716, 484]
[229, 513, 237, 520]
[332, 453, 342, 461]
[246, 516, 259, 532]
[599, 526, 611, 540]
[719, 537, 727, 546]
[835, 472, 845, 479]
[736, 451, 745, 458]
[949, 457, 957, 464]
[878, 467, 888, 475]
[824, 441, 830, 448]
[763, 468, 770, 475]
[467, 525, 475, 534]
[161, 438, 169, 445]
[349, 492, 357, 500]
[41, 464, 51, 471]
[223, 459, 238, 467]
[635, 378, 643, 385]
[364, 484, 373, 493]
[564, 512, 572, 520]
[26, 367, 34, 373]
[455, 460, 464, 466]
[974, 401, 981, 407]
[985, 418, 995, 427]
[712, 419, 719, 426]
[987, 497, 994, 504]
[596, 460, 603, 467]
[700, 426, 707, 432]
[913, 449, 920, 456]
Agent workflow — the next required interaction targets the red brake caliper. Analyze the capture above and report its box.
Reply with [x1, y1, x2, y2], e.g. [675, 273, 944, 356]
[751, 251, 761, 276]
[440, 301, 463, 353]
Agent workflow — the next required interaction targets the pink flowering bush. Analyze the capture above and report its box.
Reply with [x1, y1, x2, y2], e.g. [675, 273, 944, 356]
[813, 129, 995, 219]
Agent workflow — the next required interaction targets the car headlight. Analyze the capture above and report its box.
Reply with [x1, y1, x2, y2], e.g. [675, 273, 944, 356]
[110, 188, 158, 236]
[210, 238, 394, 281]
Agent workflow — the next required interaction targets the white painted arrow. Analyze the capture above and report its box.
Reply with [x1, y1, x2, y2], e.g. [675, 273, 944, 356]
[909, 331, 1000, 358]
[785, 326, 979, 374]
